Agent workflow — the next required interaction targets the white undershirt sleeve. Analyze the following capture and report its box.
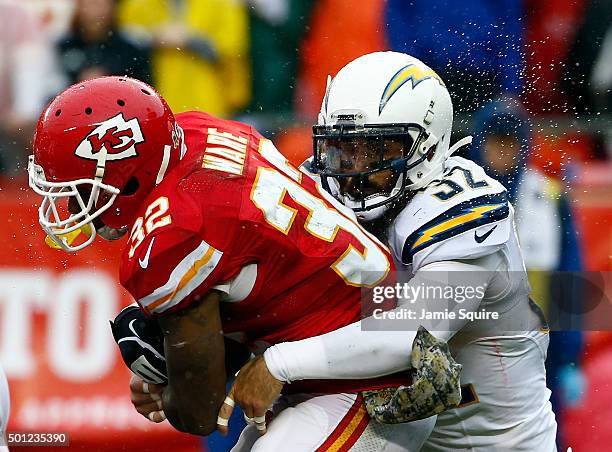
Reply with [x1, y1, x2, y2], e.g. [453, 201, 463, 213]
[264, 256, 499, 382]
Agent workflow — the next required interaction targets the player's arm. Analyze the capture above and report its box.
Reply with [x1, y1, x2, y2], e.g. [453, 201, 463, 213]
[218, 257, 495, 432]
[111, 300, 250, 428]
[158, 290, 227, 435]
[264, 255, 499, 382]
[122, 225, 232, 435]
[265, 187, 512, 381]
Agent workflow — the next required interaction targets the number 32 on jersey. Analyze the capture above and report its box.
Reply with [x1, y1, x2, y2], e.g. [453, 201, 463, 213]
[128, 197, 172, 258]
[250, 144, 391, 287]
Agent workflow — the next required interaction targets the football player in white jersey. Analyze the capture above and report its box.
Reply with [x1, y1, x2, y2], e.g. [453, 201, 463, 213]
[224, 52, 558, 451]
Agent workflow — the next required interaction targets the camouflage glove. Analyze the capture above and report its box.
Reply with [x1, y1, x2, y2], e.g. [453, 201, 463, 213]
[362, 326, 462, 424]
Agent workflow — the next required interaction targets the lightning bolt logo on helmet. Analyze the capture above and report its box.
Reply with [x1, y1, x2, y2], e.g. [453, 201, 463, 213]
[75, 113, 144, 161]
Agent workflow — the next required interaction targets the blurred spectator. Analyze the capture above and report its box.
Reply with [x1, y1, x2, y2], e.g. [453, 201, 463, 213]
[57, 0, 152, 85]
[522, 0, 586, 114]
[0, 0, 59, 173]
[117, 0, 250, 117]
[385, 0, 524, 113]
[21, 0, 75, 41]
[470, 99, 529, 200]
[562, 0, 612, 114]
[469, 97, 585, 449]
[243, 0, 313, 129]
[297, 0, 387, 119]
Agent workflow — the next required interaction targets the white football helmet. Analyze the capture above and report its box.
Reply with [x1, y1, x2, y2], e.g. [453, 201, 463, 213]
[313, 51, 467, 221]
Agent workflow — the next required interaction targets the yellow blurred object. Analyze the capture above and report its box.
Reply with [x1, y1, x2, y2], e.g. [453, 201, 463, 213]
[117, 0, 250, 117]
[527, 269, 550, 316]
[45, 224, 93, 249]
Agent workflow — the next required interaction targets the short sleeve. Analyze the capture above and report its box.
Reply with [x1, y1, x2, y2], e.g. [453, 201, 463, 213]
[121, 229, 225, 316]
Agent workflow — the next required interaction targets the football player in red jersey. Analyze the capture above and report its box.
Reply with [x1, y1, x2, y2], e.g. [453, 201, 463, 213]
[27, 77, 449, 450]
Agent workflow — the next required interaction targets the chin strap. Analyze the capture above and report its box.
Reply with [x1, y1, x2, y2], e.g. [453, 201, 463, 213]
[447, 135, 473, 157]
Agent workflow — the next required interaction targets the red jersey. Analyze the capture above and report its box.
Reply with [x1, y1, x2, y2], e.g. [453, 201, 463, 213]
[119, 111, 398, 391]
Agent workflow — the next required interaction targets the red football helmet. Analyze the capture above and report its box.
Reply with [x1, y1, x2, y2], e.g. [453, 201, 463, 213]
[28, 76, 185, 251]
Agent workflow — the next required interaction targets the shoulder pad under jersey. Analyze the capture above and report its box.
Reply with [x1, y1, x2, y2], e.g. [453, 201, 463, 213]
[390, 157, 514, 271]
[120, 175, 236, 316]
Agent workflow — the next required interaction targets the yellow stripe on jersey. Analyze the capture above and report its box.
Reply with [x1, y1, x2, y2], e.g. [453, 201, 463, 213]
[412, 204, 503, 249]
[401, 192, 510, 264]
[140, 240, 223, 314]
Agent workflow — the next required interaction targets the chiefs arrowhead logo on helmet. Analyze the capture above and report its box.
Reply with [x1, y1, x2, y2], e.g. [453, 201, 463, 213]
[75, 113, 144, 161]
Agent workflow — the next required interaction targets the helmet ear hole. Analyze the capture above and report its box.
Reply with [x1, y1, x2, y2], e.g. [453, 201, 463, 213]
[121, 177, 140, 196]
[426, 144, 438, 161]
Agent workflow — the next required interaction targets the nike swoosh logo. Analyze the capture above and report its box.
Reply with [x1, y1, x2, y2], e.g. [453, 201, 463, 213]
[474, 225, 497, 243]
[124, 319, 166, 361]
[128, 319, 141, 338]
[139, 237, 155, 269]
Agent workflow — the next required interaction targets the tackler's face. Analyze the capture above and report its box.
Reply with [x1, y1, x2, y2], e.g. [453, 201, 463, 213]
[313, 122, 426, 221]
[315, 132, 409, 201]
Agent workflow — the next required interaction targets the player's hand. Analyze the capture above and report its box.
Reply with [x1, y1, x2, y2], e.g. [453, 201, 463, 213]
[217, 355, 283, 435]
[110, 304, 168, 384]
[130, 374, 166, 423]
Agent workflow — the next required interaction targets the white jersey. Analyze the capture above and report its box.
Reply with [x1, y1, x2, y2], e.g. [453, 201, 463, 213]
[387, 156, 557, 451]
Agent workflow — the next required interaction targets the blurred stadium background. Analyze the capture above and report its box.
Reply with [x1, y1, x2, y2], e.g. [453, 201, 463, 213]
[0, 0, 611, 450]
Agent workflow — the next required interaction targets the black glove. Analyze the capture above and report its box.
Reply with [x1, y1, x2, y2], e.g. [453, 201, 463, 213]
[110, 304, 168, 384]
